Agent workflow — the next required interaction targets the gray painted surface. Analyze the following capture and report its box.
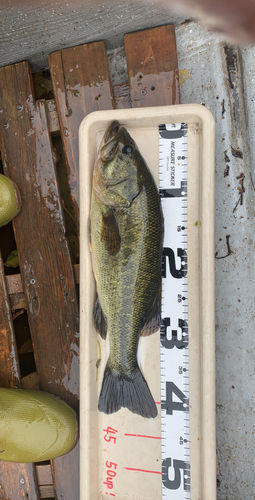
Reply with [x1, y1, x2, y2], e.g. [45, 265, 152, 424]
[176, 22, 255, 499]
[0, 2, 255, 497]
[0, 0, 186, 72]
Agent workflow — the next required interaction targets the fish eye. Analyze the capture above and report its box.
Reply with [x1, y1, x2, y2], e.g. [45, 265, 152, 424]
[122, 145, 133, 155]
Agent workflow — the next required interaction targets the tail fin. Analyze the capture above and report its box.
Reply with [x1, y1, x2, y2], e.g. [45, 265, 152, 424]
[98, 364, 157, 419]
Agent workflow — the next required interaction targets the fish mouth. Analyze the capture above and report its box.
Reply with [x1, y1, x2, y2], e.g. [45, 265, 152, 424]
[104, 121, 120, 144]
[99, 121, 122, 161]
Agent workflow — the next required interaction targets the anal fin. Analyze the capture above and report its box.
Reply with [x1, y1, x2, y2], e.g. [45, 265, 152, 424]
[140, 284, 161, 337]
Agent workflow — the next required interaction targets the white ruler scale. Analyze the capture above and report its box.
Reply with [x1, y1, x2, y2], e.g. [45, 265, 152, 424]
[159, 123, 190, 499]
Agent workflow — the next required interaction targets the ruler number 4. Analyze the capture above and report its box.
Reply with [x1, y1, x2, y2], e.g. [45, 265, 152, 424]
[161, 381, 189, 415]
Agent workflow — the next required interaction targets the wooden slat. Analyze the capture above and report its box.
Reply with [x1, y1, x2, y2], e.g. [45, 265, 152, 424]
[36, 464, 53, 486]
[8, 292, 26, 311]
[45, 99, 60, 134]
[124, 25, 180, 107]
[21, 371, 40, 390]
[6, 273, 23, 295]
[0, 251, 21, 388]
[51, 443, 80, 500]
[48, 41, 115, 229]
[0, 61, 79, 500]
[0, 463, 40, 500]
[0, 251, 40, 497]
[39, 485, 55, 499]
[6, 264, 79, 296]
[6, 264, 79, 311]
[40, 82, 128, 135]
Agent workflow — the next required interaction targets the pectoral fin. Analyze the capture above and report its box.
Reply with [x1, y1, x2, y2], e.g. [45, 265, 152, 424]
[93, 293, 107, 339]
[140, 285, 161, 337]
[101, 209, 121, 255]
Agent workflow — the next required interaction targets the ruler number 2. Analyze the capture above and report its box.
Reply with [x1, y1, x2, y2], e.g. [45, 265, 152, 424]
[161, 248, 187, 279]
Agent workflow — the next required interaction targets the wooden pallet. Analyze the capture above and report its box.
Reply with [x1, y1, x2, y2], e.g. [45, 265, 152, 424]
[0, 25, 179, 500]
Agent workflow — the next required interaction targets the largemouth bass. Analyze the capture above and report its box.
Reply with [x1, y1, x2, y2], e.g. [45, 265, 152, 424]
[90, 121, 164, 419]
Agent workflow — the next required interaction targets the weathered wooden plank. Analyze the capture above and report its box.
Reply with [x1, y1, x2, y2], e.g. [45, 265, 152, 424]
[0, 61, 79, 499]
[0, 251, 40, 498]
[0, 463, 40, 500]
[7, 264, 79, 311]
[124, 25, 180, 107]
[44, 82, 129, 133]
[6, 273, 23, 295]
[6, 264, 79, 296]
[8, 292, 26, 311]
[45, 99, 60, 134]
[39, 484, 55, 499]
[51, 442, 80, 500]
[0, 251, 21, 388]
[36, 464, 53, 486]
[21, 371, 40, 390]
[48, 41, 114, 229]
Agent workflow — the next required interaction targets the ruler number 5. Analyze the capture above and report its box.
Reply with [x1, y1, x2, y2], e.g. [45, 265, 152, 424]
[162, 458, 190, 491]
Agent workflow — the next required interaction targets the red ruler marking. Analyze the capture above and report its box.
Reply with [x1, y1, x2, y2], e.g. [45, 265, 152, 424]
[124, 467, 162, 475]
[124, 433, 161, 440]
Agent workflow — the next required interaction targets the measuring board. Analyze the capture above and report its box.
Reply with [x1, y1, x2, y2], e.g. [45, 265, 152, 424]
[80, 105, 216, 500]
[159, 123, 190, 499]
